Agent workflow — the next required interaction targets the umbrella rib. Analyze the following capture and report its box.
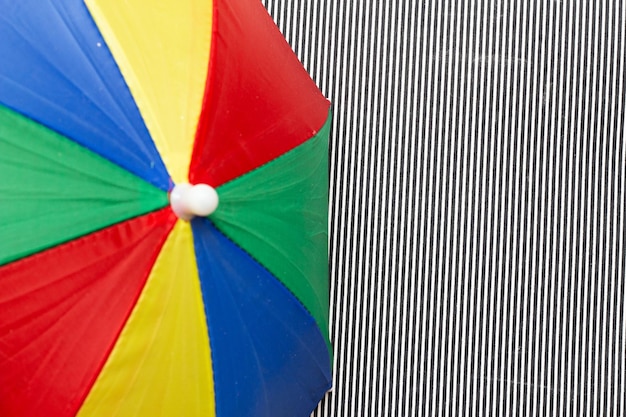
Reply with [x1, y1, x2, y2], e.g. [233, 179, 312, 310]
[0, 74, 132, 157]
[198, 221, 330, 414]
[92, 8, 172, 166]
[0, 129, 159, 194]
[4, 3, 165, 172]
[81, 2, 182, 174]
[51, 1, 159, 151]
[211, 219, 325, 321]
[1, 49, 129, 143]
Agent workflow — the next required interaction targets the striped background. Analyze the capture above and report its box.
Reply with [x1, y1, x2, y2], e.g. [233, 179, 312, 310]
[261, 1, 626, 416]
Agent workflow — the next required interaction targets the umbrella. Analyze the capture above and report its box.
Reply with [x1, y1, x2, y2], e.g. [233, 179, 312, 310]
[0, 1, 332, 416]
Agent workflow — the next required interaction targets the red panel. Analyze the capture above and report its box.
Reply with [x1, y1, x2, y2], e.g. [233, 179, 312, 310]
[0, 209, 177, 417]
[188, 0, 331, 187]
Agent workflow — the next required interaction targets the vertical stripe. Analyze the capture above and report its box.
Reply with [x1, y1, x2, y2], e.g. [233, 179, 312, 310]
[261, 1, 626, 416]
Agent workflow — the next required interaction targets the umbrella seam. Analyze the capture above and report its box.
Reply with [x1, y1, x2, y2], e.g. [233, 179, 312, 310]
[0, 206, 170, 268]
[214, 108, 332, 190]
[205, 217, 328, 352]
[71, 212, 178, 416]
[193, 218, 331, 416]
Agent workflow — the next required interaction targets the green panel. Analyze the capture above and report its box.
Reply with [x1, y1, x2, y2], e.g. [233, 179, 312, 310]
[211, 113, 331, 351]
[0, 106, 169, 266]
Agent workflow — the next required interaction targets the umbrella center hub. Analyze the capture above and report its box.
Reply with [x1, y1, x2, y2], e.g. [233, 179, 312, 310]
[169, 183, 219, 221]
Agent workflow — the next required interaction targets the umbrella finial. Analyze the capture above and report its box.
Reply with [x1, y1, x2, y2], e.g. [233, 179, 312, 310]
[170, 183, 219, 220]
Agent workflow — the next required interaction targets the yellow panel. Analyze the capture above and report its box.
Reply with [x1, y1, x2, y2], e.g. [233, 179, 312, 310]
[77, 221, 216, 417]
[85, 0, 213, 183]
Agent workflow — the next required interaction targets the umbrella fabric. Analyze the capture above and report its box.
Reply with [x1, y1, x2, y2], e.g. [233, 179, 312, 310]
[0, 1, 332, 417]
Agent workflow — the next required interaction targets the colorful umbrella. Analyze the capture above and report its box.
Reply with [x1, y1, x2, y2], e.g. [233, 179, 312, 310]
[0, 1, 332, 416]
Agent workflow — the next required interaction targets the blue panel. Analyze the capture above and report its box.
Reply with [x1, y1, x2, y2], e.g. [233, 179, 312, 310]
[191, 218, 331, 417]
[0, 0, 170, 190]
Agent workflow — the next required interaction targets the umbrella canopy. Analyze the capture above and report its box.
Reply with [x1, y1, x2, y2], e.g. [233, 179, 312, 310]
[0, 1, 332, 416]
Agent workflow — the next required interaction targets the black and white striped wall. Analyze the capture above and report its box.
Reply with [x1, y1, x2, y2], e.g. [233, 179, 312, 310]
[262, 1, 626, 415]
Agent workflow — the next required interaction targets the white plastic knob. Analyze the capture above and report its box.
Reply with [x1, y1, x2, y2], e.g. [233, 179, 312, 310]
[170, 183, 219, 220]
